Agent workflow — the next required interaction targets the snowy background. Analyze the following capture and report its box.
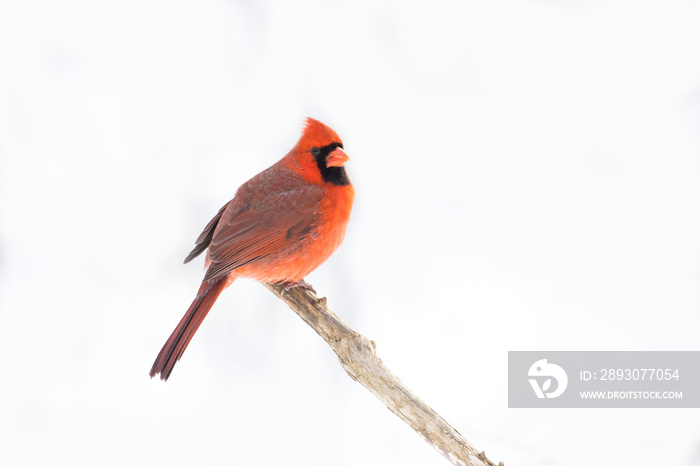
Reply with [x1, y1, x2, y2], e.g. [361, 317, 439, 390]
[1, 1, 700, 465]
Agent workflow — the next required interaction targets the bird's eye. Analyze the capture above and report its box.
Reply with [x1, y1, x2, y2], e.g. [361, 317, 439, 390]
[311, 147, 320, 156]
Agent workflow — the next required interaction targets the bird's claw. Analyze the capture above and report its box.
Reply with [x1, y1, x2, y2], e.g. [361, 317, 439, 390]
[281, 279, 316, 295]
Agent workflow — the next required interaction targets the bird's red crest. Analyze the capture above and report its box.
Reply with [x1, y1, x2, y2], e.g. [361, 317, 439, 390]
[300, 117, 343, 148]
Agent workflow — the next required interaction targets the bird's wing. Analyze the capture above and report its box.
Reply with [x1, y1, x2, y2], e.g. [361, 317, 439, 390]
[202, 183, 323, 282]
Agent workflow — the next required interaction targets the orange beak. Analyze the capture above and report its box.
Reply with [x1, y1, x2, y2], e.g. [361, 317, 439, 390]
[326, 147, 350, 167]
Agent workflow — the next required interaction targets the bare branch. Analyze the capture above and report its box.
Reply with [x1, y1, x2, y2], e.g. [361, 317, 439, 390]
[264, 282, 503, 466]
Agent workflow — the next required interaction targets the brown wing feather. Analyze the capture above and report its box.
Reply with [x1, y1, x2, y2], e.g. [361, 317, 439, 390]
[202, 174, 323, 282]
[184, 201, 231, 264]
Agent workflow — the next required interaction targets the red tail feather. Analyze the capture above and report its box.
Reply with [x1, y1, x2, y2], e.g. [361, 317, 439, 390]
[150, 279, 228, 380]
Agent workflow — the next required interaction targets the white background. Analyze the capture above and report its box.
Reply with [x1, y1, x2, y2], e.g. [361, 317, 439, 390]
[1, 1, 700, 465]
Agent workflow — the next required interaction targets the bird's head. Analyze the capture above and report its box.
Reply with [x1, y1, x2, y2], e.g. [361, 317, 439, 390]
[287, 117, 351, 186]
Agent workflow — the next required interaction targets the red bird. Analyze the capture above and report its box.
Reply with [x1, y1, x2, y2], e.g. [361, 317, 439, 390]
[150, 118, 353, 380]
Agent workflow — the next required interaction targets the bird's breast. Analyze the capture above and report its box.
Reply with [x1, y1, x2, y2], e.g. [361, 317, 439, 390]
[313, 184, 354, 255]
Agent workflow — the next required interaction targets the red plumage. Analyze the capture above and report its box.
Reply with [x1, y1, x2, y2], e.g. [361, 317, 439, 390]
[150, 118, 354, 380]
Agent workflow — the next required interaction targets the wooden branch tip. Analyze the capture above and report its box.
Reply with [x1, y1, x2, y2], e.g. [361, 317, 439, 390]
[264, 282, 502, 466]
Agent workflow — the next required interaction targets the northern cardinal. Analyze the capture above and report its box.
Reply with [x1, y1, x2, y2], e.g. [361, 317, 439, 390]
[150, 118, 353, 381]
